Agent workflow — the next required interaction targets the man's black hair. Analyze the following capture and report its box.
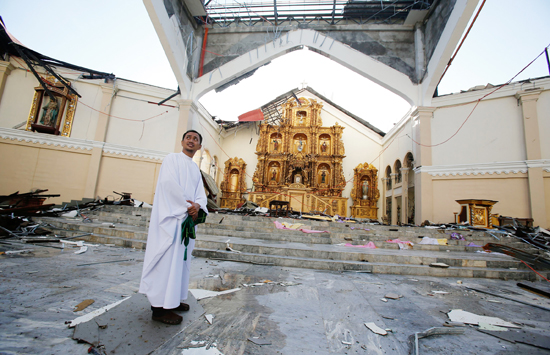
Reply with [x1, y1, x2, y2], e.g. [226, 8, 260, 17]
[182, 130, 203, 144]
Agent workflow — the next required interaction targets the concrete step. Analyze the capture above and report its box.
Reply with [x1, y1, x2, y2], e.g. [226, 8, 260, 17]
[199, 224, 517, 244]
[34, 211, 547, 281]
[191, 248, 542, 281]
[37, 217, 148, 241]
[194, 235, 527, 270]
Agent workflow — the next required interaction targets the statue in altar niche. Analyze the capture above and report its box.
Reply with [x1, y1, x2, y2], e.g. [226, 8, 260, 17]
[321, 171, 327, 184]
[229, 171, 239, 192]
[294, 173, 302, 184]
[297, 138, 304, 152]
[321, 141, 327, 153]
[40, 97, 59, 127]
[362, 180, 369, 200]
[273, 139, 279, 151]
[271, 168, 278, 181]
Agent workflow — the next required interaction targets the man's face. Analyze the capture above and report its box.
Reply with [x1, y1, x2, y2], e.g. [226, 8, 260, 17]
[181, 132, 202, 153]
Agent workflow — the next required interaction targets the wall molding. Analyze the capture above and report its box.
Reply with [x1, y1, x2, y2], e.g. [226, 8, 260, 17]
[416, 160, 550, 176]
[0, 127, 94, 151]
[0, 128, 169, 161]
[102, 142, 168, 161]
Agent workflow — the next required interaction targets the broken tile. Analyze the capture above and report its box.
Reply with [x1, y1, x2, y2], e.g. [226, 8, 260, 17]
[73, 299, 94, 312]
[447, 309, 520, 328]
[364, 322, 387, 335]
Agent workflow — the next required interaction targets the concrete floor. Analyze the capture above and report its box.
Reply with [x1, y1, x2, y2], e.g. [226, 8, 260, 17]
[1, 240, 549, 355]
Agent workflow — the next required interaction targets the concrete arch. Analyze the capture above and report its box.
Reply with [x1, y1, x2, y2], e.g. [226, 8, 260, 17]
[191, 29, 417, 105]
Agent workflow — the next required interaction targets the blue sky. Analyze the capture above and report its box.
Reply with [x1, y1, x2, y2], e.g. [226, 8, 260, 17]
[1, 0, 548, 132]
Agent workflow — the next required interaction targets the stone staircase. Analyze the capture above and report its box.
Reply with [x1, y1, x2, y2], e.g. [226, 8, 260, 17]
[34, 205, 549, 281]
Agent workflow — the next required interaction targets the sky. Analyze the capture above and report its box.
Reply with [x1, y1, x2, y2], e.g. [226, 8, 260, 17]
[1, 0, 549, 132]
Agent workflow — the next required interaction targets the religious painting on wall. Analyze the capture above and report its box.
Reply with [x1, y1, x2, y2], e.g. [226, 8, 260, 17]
[25, 75, 78, 136]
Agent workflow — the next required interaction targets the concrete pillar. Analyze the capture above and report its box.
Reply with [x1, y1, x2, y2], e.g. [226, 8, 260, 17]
[401, 167, 410, 224]
[84, 83, 117, 198]
[412, 107, 436, 224]
[516, 89, 547, 227]
[0, 61, 15, 108]
[174, 99, 194, 152]
[390, 173, 398, 225]
[414, 23, 425, 83]
[380, 177, 387, 223]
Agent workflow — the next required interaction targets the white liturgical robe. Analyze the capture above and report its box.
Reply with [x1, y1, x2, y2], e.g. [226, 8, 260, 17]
[139, 152, 208, 309]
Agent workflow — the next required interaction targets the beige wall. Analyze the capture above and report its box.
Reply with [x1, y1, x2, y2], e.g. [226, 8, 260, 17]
[431, 96, 525, 165]
[379, 77, 550, 227]
[96, 155, 161, 204]
[0, 140, 91, 204]
[431, 174, 530, 224]
[0, 62, 43, 128]
[545, 173, 550, 226]
[538, 90, 550, 159]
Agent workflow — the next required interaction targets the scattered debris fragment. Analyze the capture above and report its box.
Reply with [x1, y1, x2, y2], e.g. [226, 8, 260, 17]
[1, 249, 34, 255]
[517, 282, 550, 298]
[364, 322, 387, 335]
[432, 291, 449, 294]
[247, 337, 272, 345]
[343, 242, 376, 248]
[189, 288, 241, 300]
[225, 240, 241, 253]
[483, 243, 550, 270]
[478, 329, 550, 350]
[409, 327, 465, 355]
[478, 322, 508, 331]
[447, 309, 520, 328]
[385, 293, 400, 300]
[73, 299, 95, 312]
[68, 297, 130, 328]
[429, 262, 449, 268]
[467, 286, 550, 312]
[205, 314, 214, 325]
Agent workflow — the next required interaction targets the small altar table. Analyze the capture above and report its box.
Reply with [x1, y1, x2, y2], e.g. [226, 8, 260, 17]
[454, 199, 498, 228]
[269, 200, 290, 217]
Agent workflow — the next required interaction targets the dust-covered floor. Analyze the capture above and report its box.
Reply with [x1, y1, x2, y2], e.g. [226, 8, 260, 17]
[1, 241, 549, 355]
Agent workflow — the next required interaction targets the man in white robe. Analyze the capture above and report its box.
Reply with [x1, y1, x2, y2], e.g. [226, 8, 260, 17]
[139, 130, 208, 325]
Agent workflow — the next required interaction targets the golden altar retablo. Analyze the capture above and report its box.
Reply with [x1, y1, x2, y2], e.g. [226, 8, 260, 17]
[248, 97, 348, 216]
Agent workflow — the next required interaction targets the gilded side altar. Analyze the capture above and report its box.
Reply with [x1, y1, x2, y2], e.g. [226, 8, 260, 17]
[350, 163, 380, 219]
[248, 97, 348, 216]
[219, 157, 247, 209]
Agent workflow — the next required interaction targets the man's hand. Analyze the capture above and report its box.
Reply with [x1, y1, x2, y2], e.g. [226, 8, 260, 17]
[187, 200, 200, 221]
